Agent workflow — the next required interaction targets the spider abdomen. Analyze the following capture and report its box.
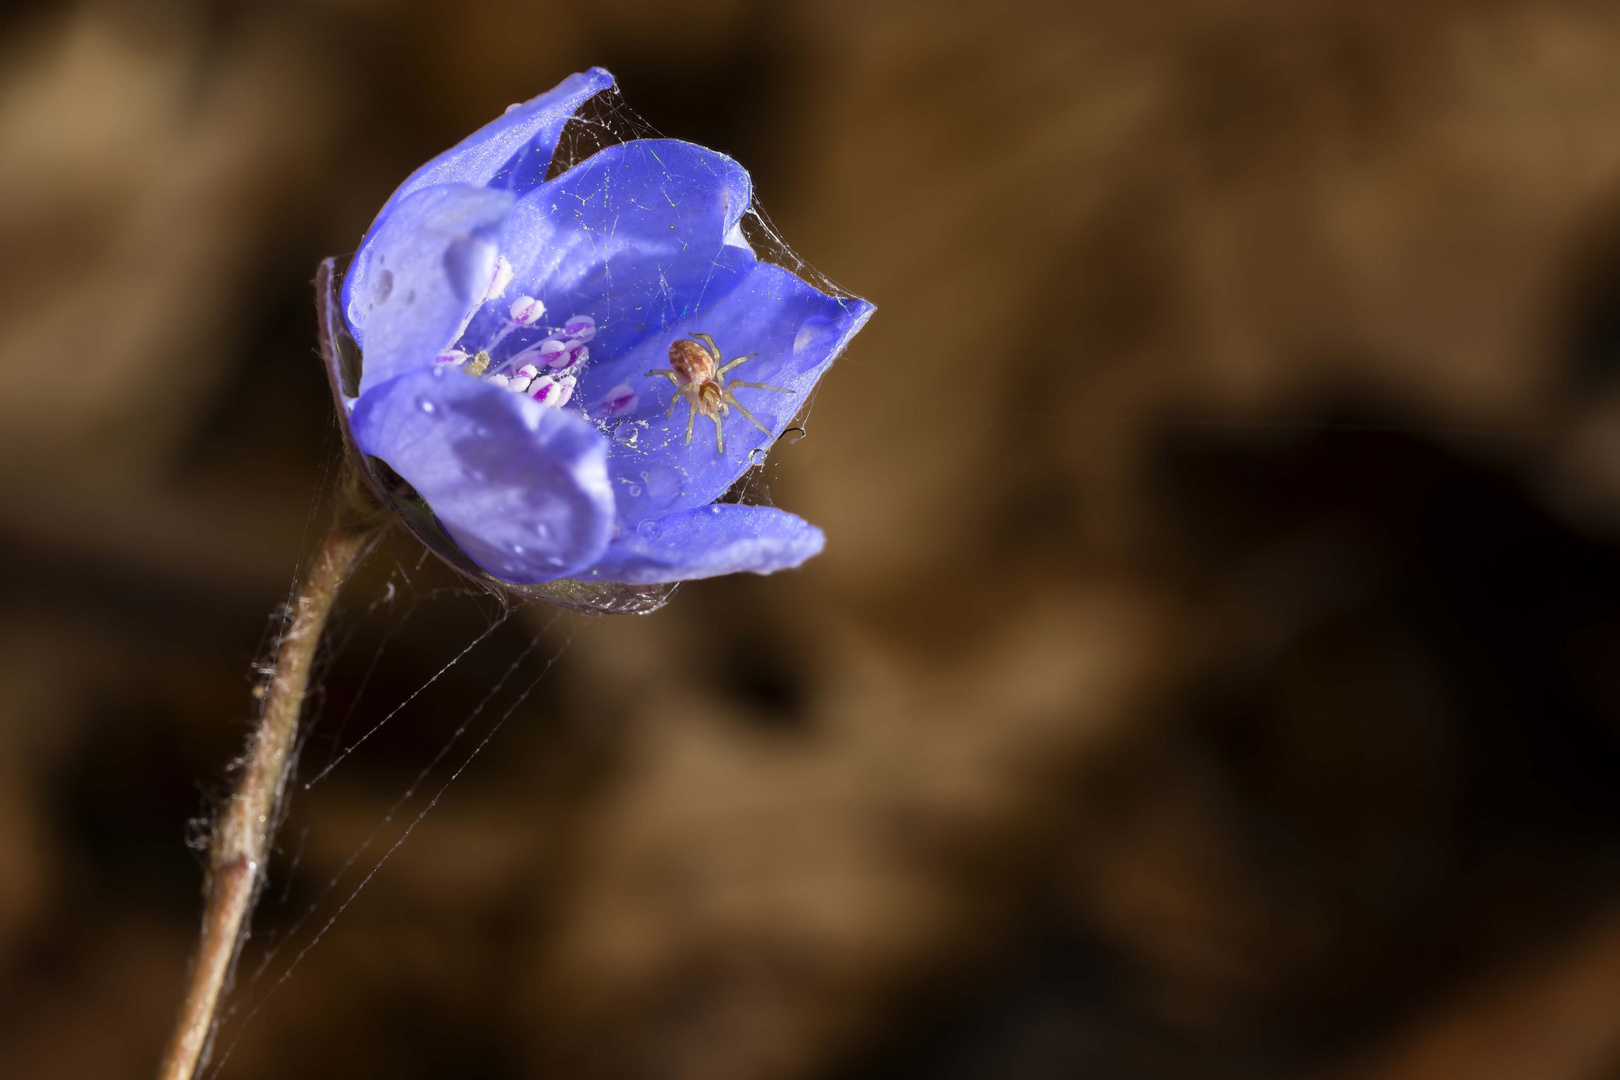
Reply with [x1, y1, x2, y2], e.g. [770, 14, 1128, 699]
[669, 338, 716, 385]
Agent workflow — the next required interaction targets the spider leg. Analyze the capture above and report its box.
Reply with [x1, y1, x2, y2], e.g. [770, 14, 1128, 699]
[666, 389, 685, 419]
[723, 390, 772, 435]
[684, 405, 696, 445]
[646, 368, 681, 387]
[692, 333, 721, 361]
[726, 379, 789, 393]
[711, 411, 725, 453]
[715, 353, 758, 376]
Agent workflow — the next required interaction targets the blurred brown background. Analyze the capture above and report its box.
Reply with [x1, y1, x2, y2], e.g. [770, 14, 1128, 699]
[9, 0, 1620, 1077]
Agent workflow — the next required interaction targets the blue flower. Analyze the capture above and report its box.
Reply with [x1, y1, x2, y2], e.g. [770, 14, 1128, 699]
[331, 68, 872, 602]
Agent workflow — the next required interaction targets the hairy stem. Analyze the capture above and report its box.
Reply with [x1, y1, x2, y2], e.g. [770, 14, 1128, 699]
[158, 520, 371, 1080]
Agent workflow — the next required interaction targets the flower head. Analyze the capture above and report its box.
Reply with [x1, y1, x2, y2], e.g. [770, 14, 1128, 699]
[323, 69, 872, 612]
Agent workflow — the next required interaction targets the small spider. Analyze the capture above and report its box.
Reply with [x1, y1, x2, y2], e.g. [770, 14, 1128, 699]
[647, 333, 787, 452]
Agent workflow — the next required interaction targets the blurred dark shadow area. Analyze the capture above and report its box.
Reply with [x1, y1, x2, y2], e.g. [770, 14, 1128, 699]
[11, 1, 1620, 1078]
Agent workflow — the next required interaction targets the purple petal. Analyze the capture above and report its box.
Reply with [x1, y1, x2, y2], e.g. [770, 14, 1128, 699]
[351, 365, 615, 583]
[585, 262, 874, 523]
[590, 505, 825, 583]
[457, 139, 755, 364]
[344, 68, 613, 340]
[346, 184, 516, 394]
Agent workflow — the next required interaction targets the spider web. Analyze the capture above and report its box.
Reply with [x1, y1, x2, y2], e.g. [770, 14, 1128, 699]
[546, 83, 863, 303]
[330, 83, 863, 614]
[542, 82, 857, 510]
[194, 81, 866, 1075]
[196, 545, 576, 1078]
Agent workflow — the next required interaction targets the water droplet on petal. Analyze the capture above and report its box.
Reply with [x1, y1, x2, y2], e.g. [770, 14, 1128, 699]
[417, 398, 436, 415]
[644, 466, 681, 506]
[636, 519, 662, 540]
[627, 485, 642, 497]
[794, 316, 834, 356]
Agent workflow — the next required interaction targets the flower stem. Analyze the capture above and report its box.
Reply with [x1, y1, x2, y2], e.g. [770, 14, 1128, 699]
[157, 519, 372, 1080]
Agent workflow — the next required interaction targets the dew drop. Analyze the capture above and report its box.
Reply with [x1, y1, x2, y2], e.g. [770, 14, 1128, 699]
[636, 519, 662, 540]
[793, 316, 834, 356]
[417, 398, 436, 415]
[628, 485, 642, 497]
[644, 466, 681, 505]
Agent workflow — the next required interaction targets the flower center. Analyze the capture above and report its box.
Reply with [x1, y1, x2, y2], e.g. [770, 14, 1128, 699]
[434, 284, 596, 411]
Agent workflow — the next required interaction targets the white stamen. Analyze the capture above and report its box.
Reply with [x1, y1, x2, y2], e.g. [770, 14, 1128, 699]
[509, 376, 532, 393]
[447, 253, 514, 346]
[599, 383, 638, 417]
[488, 373, 511, 389]
[531, 374, 577, 407]
[516, 363, 539, 380]
[562, 314, 595, 341]
[509, 295, 544, 325]
[483, 255, 514, 302]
